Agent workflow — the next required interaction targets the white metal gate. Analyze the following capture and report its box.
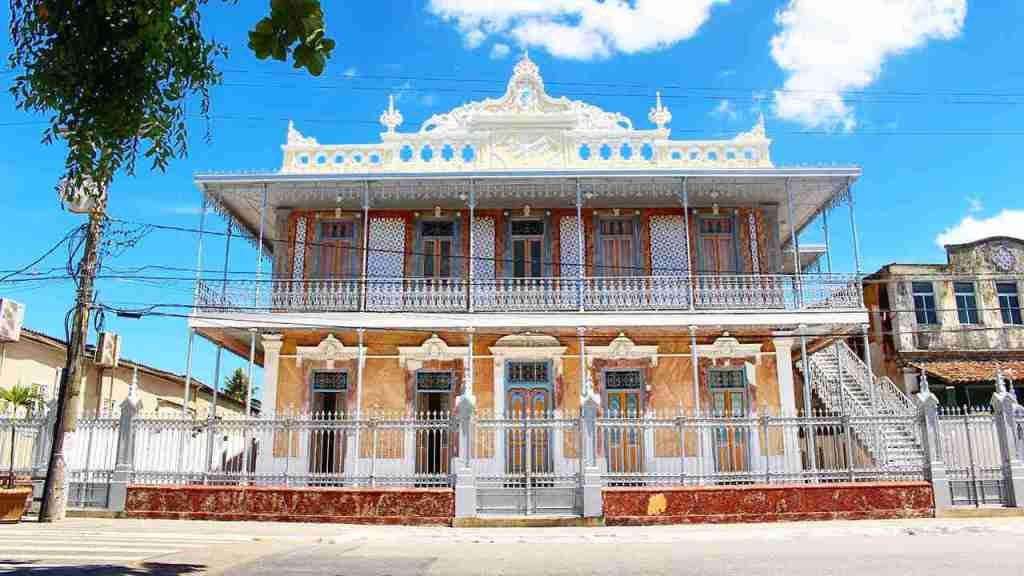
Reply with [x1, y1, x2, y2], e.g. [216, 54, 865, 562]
[472, 414, 581, 516]
[939, 407, 1006, 506]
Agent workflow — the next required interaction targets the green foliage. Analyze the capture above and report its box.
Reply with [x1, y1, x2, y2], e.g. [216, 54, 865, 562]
[7, 0, 332, 197]
[222, 367, 254, 403]
[0, 384, 41, 416]
[248, 0, 335, 76]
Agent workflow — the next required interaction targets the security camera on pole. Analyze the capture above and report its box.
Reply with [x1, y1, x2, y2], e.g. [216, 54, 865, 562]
[38, 176, 108, 522]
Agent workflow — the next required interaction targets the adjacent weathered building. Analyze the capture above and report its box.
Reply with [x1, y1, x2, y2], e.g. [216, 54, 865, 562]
[864, 236, 1024, 406]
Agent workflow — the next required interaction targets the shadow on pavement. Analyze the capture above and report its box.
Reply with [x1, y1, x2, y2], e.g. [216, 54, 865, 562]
[0, 561, 207, 576]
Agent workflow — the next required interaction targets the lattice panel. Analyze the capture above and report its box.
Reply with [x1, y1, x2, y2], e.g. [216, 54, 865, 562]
[292, 216, 307, 280]
[560, 216, 581, 276]
[473, 216, 496, 279]
[367, 217, 406, 277]
[649, 215, 689, 276]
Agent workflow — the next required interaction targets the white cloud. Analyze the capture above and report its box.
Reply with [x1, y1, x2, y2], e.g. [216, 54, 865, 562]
[427, 0, 729, 60]
[770, 0, 966, 130]
[710, 99, 738, 120]
[935, 210, 1024, 247]
[966, 195, 983, 214]
[490, 43, 512, 59]
[465, 29, 486, 48]
[342, 67, 358, 78]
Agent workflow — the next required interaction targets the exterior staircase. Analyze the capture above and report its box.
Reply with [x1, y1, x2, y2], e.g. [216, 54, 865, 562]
[805, 341, 924, 471]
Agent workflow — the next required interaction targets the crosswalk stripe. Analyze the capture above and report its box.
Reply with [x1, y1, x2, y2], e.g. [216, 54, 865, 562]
[0, 537, 211, 545]
[1, 545, 188, 553]
[0, 554, 150, 562]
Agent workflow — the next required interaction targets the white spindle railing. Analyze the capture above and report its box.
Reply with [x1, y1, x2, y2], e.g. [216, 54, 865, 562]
[195, 273, 863, 315]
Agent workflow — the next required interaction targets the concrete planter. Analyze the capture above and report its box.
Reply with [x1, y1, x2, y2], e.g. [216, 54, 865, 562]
[0, 487, 31, 523]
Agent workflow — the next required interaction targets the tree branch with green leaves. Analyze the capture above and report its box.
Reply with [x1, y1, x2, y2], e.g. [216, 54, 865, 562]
[7, 0, 334, 196]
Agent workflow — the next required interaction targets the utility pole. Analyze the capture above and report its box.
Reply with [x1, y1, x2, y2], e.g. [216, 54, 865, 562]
[38, 189, 107, 522]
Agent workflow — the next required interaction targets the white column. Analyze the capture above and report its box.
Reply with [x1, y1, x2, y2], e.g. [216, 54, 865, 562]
[575, 179, 585, 311]
[255, 184, 268, 307]
[822, 209, 833, 273]
[246, 328, 257, 416]
[182, 328, 196, 416]
[847, 178, 862, 275]
[772, 335, 802, 472]
[256, 334, 283, 474]
[681, 177, 694, 310]
[467, 181, 476, 312]
[260, 334, 284, 417]
[360, 181, 371, 311]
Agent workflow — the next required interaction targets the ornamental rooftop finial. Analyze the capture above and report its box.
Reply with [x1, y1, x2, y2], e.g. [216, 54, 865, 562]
[648, 90, 672, 130]
[379, 93, 404, 134]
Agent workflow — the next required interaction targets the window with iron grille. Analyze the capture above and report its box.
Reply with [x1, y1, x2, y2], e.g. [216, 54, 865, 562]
[997, 282, 1022, 325]
[320, 221, 355, 239]
[421, 220, 455, 237]
[605, 369, 643, 390]
[699, 218, 733, 235]
[507, 361, 549, 384]
[312, 370, 348, 392]
[954, 281, 980, 325]
[708, 368, 745, 389]
[510, 220, 544, 236]
[912, 282, 939, 325]
[416, 371, 453, 391]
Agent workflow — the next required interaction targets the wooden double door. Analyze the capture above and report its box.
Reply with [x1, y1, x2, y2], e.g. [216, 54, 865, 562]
[505, 387, 553, 477]
[605, 390, 643, 474]
[711, 385, 750, 473]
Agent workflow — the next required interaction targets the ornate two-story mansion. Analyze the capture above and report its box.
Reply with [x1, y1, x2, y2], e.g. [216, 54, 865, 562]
[190, 55, 871, 477]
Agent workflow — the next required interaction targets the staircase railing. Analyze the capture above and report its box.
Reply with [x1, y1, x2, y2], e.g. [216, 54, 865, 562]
[807, 352, 886, 463]
[833, 341, 916, 416]
[876, 376, 915, 415]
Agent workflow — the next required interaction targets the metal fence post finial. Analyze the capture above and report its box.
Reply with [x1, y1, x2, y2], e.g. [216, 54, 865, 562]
[108, 391, 140, 512]
[913, 370, 951, 509]
[580, 374, 602, 518]
[453, 384, 477, 518]
[991, 370, 1024, 508]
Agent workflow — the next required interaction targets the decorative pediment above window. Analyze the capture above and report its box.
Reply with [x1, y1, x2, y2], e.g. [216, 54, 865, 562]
[398, 334, 469, 371]
[586, 333, 659, 367]
[296, 334, 360, 367]
[489, 332, 566, 361]
[694, 335, 762, 361]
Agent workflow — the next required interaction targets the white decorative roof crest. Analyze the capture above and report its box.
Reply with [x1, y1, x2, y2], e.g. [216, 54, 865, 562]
[287, 120, 318, 146]
[278, 53, 774, 173]
[415, 52, 635, 136]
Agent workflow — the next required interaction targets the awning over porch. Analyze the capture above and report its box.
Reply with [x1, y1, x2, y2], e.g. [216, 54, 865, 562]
[908, 359, 1024, 383]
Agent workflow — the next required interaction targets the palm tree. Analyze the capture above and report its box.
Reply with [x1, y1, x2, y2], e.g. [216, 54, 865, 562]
[1, 385, 41, 488]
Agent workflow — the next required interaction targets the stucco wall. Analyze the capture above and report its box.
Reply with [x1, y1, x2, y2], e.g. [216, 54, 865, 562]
[0, 333, 246, 417]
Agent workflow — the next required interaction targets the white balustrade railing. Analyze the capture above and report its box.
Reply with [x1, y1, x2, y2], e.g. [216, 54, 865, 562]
[280, 133, 772, 175]
[196, 273, 863, 315]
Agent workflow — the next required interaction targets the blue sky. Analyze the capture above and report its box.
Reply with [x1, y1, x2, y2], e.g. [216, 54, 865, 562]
[1, 1, 1020, 396]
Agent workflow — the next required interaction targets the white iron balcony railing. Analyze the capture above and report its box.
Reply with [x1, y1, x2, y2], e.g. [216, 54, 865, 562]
[194, 273, 864, 314]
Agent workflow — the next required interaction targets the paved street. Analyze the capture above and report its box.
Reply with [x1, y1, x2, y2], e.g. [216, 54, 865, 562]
[3, 517, 1024, 575]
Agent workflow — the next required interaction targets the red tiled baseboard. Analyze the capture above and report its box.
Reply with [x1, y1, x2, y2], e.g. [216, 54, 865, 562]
[603, 481, 934, 526]
[125, 485, 453, 525]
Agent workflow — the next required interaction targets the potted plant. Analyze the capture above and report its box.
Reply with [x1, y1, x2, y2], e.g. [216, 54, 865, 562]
[1, 384, 40, 523]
